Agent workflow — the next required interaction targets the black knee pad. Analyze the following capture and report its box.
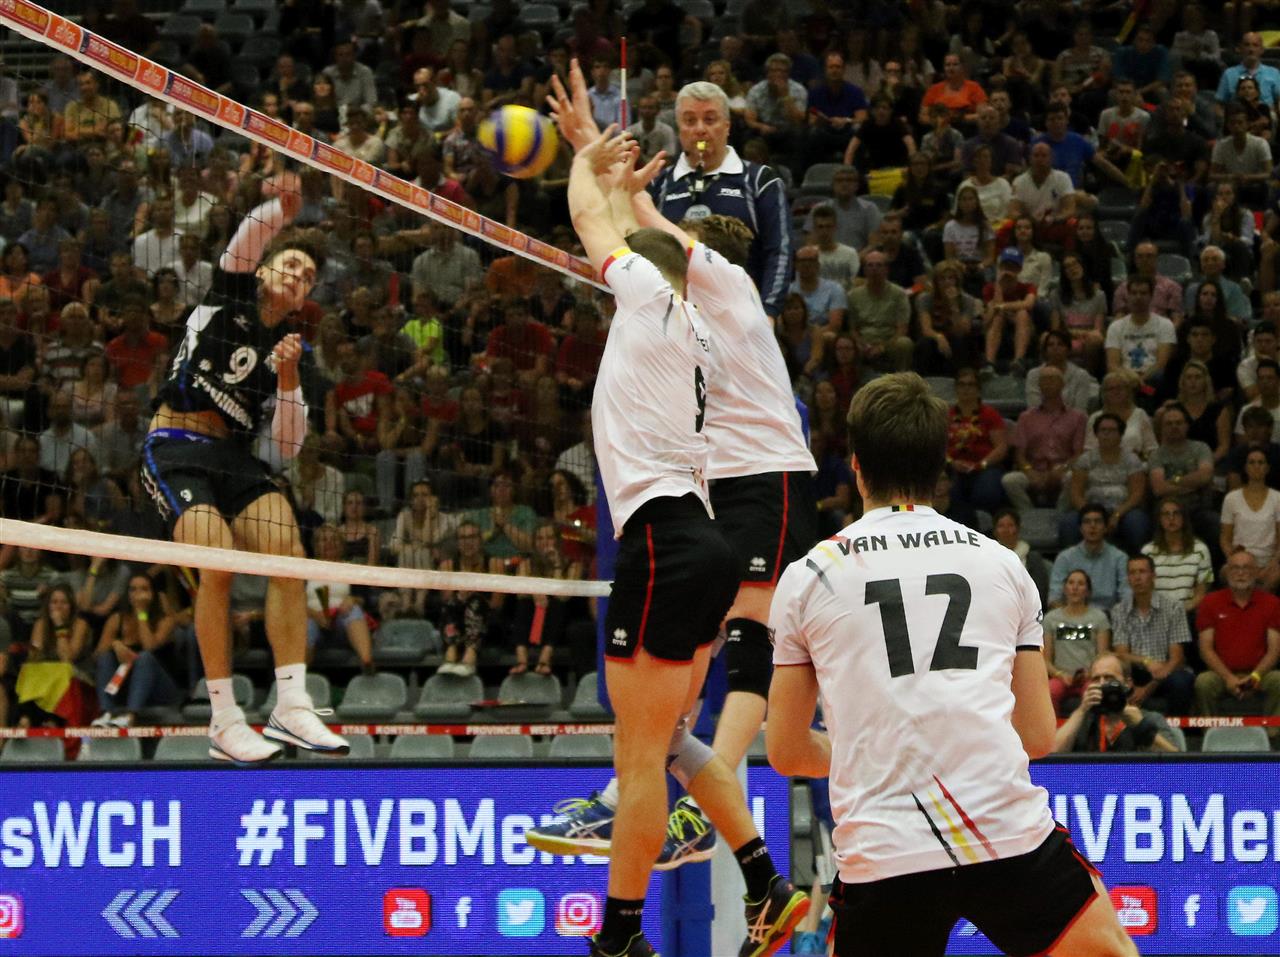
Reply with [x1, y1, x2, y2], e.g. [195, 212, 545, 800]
[724, 617, 773, 699]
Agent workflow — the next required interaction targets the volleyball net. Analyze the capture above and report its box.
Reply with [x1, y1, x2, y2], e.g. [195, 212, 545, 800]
[0, 2, 616, 725]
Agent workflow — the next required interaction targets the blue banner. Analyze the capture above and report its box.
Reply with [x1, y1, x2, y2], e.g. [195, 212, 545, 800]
[0, 763, 790, 956]
[944, 757, 1280, 955]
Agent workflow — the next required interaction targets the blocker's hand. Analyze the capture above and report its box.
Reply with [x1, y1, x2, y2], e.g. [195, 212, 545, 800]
[548, 58, 602, 151]
[577, 126, 635, 179]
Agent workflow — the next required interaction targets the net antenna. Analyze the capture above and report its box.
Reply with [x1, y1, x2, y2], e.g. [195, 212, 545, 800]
[0, 0, 607, 291]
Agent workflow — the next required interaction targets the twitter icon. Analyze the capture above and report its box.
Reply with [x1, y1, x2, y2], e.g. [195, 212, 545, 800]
[1227, 886, 1277, 937]
[497, 889, 545, 937]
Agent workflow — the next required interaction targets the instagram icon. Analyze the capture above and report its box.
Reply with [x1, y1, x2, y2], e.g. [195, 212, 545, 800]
[556, 893, 601, 937]
[0, 895, 23, 939]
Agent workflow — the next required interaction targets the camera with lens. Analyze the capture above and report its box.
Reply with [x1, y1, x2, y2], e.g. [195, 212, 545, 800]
[1097, 678, 1129, 716]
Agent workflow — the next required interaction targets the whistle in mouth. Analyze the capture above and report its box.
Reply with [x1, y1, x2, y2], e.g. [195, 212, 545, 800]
[696, 140, 707, 151]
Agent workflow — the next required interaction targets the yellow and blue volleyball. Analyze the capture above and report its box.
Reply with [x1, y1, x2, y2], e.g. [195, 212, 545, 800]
[477, 105, 559, 179]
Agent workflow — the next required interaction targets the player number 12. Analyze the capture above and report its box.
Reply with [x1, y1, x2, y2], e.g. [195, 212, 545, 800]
[864, 574, 978, 677]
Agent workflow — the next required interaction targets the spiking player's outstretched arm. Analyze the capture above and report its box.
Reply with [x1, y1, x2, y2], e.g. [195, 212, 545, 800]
[220, 172, 304, 274]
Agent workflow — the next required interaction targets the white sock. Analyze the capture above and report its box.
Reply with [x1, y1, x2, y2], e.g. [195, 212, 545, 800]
[207, 678, 239, 726]
[600, 777, 619, 810]
[275, 663, 312, 711]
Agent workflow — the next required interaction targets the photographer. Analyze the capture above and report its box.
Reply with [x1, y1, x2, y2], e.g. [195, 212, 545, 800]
[1052, 653, 1182, 753]
[1127, 158, 1197, 260]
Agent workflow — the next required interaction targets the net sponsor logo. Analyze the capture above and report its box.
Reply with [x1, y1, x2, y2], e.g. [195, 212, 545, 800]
[1109, 886, 1157, 936]
[136, 60, 167, 93]
[217, 97, 246, 128]
[0, 0, 50, 36]
[353, 161, 376, 186]
[527, 238, 569, 268]
[82, 34, 139, 78]
[245, 111, 292, 148]
[0, 894, 22, 939]
[383, 888, 430, 938]
[374, 171, 415, 205]
[481, 220, 515, 246]
[165, 75, 219, 116]
[45, 14, 79, 50]
[313, 143, 355, 176]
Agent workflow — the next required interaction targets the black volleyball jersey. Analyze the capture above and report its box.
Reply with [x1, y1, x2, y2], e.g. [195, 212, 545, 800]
[154, 269, 287, 436]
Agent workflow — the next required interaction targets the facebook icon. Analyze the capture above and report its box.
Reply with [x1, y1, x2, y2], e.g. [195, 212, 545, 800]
[1181, 892, 1217, 936]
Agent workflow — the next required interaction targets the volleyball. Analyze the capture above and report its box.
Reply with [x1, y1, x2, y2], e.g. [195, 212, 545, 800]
[477, 105, 559, 179]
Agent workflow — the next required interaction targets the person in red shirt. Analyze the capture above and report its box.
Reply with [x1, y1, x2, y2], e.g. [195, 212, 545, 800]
[555, 302, 604, 408]
[484, 297, 553, 386]
[919, 54, 988, 127]
[982, 247, 1037, 376]
[324, 338, 394, 459]
[1195, 548, 1280, 718]
[947, 367, 1009, 512]
[104, 296, 167, 390]
[42, 238, 99, 314]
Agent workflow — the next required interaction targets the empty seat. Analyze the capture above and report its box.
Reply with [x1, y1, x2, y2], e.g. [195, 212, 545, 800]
[297, 733, 375, 759]
[1099, 220, 1129, 246]
[519, 3, 560, 27]
[335, 673, 408, 720]
[180, 0, 226, 17]
[1202, 726, 1272, 752]
[153, 735, 215, 762]
[260, 673, 332, 715]
[159, 13, 202, 45]
[183, 673, 254, 721]
[799, 162, 841, 195]
[213, 11, 254, 44]
[389, 734, 457, 760]
[374, 619, 438, 666]
[414, 673, 483, 719]
[233, 0, 278, 21]
[497, 671, 562, 707]
[1019, 508, 1061, 553]
[568, 672, 609, 719]
[680, 0, 714, 17]
[469, 734, 534, 759]
[78, 737, 143, 762]
[0, 738, 63, 763]
[1157, 253, 1192, 285]
[548, 733, 612, 758]
[923, 376, 956, 402]
[982, 375, 1026, 417]
[1095, 186, 1138, 220]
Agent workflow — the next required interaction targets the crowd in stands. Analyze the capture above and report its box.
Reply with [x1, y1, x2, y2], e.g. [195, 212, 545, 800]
[0, 0, 1278, 746]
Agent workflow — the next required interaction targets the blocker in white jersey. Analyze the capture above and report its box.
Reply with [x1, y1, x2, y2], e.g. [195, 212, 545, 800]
[772, 505, 1054, 881]
[592, 246, 714, 534]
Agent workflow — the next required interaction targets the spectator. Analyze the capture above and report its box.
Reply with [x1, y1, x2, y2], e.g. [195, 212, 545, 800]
[17, 196, 71, 276]
[1034, 104, 1128, 192]
[1143, 496, 1214, 617]
[94, 390, 144, 480]
[1211, 105, 1272, 209]
[1051, 20, 1112, 119]
[803, 164, 880, 252]
[305, 524, 376, 674]
[27, 583, 91, 676]
[436, 385, 506, 507]
[914, 261, 982, 375]
[411, 222, 483, 307]
[0, 546, 55, 644]
[1238, 320, 1278, 402]
[790, 245, 846, 340]
[981, 248, 1036, 376]
[1228, 407, 1280, 491]
[92, 573, 182, 728]
[991, 507, 1051, 603]
[332, 107, 387, 166]
[962, 104, 1025, 179]
[130, 197, 182, 279]
[1097, 78, 1149, 175]
[0, 244, 42, 314]
[1163, 357, 1232, 465]
[942, 184, 994, 289]
[1171, 5, 1222, 93]
[555, 303, 604, 409]
[411, 66, 461, 133]
[386, 479, 456, 618]
[484, 297, 553, 387]
[1105, 276, 1176, 391]
[584, 55, 621, 130]
[1215, 32, 1280, 109]
[436, 520, 504, 676]
[168, 233, 212, 310]
[1186, 246, 1252, 324]
[161, 111, 213, 168]
[1111, 554, 1195, 714]
[337, 489, 381, 568]
[104, 297, 166, 392]
[1009, 214, 1053, 296]
[1112, 23, 1171, 102]
[807, 51, 868, 163]
[484, 33, 536, 111]
[1233, 73, 1274, 142]
[1221, 447, 1280, 591]
[1052, 654, 1181, 752]
[510, 522, 585, 677]
[1050, 504, 1133, 611]
[945, 367, 1007, 513]
[626, 94, 676, 164]
[1050, 252, 1107, 374]
[918, 53, 986, 126]
[1063, 413, 1149, 552]
[324, 339, 394, 460]
[1235, 359, 1280, 444]
[744, 53, 808, 166]
[359, 309, 416, 382]
[1026, 329, 1099, 413]
[1141, 98, 1210, 185]
[863, 214, 927, 291]
[322, 41, 377, 112]
[1195, 549, 1280, 720]
[37, 385, 94, 484]
[1042, 569, 1111, 715]
[843, 94, 915, 172]
[1004, 365, 1087, 511]
[62, 71, 120, 147]
[808, 204, 860, 290]
[1012, 143, 1075, 246]
[1086, 371, 1158, 460]
[890, 153, 949, 235]
[847, 250, 912, 372]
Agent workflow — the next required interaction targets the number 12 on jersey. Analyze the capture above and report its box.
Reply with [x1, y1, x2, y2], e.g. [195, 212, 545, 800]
[865, 574, 978, 677]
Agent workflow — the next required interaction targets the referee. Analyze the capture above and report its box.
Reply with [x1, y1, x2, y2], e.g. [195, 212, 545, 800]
[647, 81, 793, 320]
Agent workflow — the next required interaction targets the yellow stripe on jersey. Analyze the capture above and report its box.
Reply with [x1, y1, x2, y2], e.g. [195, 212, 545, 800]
[601, 246, 632, 279]
[929, 792, 981, 864]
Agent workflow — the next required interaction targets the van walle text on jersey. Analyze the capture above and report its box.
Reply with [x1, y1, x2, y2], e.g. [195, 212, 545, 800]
[1051, 792, 1280, 864]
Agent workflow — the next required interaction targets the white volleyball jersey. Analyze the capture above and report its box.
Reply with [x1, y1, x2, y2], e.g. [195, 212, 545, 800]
[771, 505, 1054, 883]
[593, 248, 714, 535]
[686, 242, 816, 480]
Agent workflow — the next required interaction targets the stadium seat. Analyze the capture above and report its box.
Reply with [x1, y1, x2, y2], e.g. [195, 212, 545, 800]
[297, 733, 375, 759]
[0, 738, 63, 763]
[335, 673, 408, 720]
[981, 376, 1026, 417]
[344, 471, 376, 500]
[213, 11, 254, 45]
[1157, 254, 1192, 286]
[260, 673, 333, 715]
[183, 674, 254, 722]
[233, 0, 278, 23]
[680, 0, 714, 18]
[1202, 726, 1272, 752]
[799, 163, 841, 196]
[519, 3, 560, 28]
[389, 734, 457, 760]
[923, 376, 956, 402]
[1095, 187, 1138, 221]
[180, 0, 226, 18]
[78, 737, 144, 762]
[374, 618, 439, 666]
[568, 671, 609, 718]
[1019, 508, 1061, 553]
[159, 13, 202, 46]
[1099, 221, 1129, 247]
[469, 734, 534, 759]
[548, 733, 613, 758]
[153, 736, 215, 762]
[414, 673, 483, 719]
[498, 671, 563, 708]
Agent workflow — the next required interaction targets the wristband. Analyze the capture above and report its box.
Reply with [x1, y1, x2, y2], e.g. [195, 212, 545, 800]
[136, 612, 149, 623]
[1251, 671, 1262, 683]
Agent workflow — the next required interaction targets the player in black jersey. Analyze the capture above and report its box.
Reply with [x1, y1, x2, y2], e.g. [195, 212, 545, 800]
[142, 175, 348, 765]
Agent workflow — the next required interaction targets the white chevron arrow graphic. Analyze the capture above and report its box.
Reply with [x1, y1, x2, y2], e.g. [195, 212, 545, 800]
[263, 889, 296, 938]
[102, 891, 135, 939]
[146, 890, 180, 938]
[283, 889, 317, 937]
[123, 890, 158, 938]
[241, 890, 274, 938]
